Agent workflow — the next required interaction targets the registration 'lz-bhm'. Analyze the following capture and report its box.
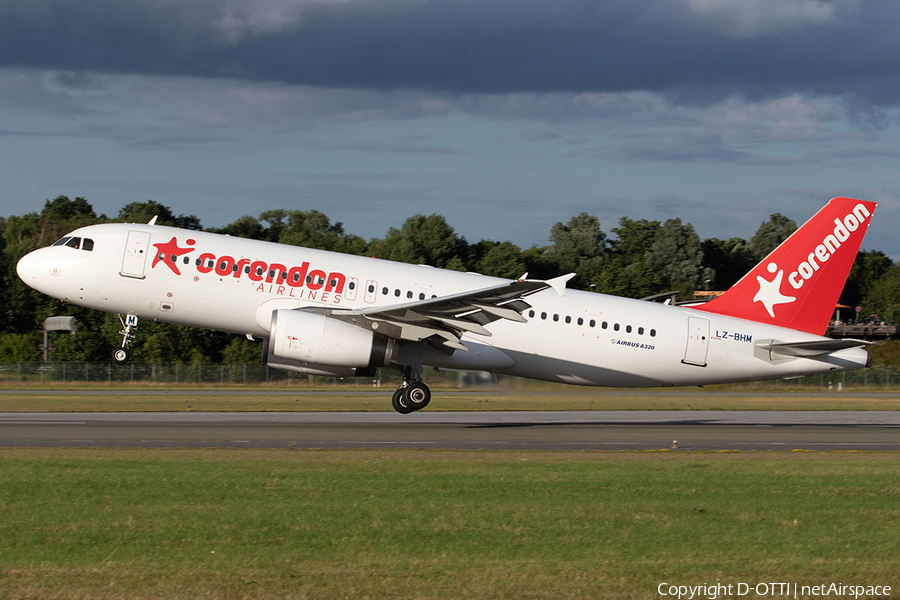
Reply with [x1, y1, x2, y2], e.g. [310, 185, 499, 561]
[17, 197, 876, 413]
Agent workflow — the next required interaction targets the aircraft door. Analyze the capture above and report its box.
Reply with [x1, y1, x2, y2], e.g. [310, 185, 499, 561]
[121, 230, 152, 279]
[364, 280, 377, 304]
[682, 317, 709, 367]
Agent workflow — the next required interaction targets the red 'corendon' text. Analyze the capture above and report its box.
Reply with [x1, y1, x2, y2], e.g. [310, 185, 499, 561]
[193, 253, 346, 295]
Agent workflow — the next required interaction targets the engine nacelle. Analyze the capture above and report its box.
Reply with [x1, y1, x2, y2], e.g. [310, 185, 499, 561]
[264, 354, 359, 378]
[268, 309, 395, 369]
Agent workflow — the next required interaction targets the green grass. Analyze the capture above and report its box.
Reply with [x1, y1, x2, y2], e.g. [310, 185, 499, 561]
[1, 449, 899, 599]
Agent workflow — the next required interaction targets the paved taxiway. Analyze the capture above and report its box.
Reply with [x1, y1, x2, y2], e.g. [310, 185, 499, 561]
[2, 410, 899, 450]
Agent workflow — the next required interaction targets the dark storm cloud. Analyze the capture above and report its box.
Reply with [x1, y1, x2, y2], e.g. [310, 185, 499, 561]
[2, 0, 900, 104]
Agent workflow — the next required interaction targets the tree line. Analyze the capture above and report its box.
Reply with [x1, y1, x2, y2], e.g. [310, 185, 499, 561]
[1, 195, 898, 364]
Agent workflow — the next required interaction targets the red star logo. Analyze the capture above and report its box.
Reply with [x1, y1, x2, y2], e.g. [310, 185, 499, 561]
[151, 237, 196, 275]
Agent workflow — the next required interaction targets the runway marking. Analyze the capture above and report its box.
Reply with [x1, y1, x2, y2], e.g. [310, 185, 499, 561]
[0, 421, 86, 424]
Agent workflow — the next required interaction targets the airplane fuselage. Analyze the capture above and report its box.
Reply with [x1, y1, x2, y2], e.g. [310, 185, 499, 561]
[17, 222, 869, 387]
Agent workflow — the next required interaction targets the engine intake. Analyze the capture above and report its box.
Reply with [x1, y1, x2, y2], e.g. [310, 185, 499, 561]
[268, 309, 395, 369]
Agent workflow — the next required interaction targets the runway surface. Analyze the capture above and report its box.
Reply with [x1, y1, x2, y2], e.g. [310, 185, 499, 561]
[2, 389, 898, 397]
[2, 411, 899, 450]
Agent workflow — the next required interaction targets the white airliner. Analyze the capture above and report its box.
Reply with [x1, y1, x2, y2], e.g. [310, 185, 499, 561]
[17, 197, 875, 413]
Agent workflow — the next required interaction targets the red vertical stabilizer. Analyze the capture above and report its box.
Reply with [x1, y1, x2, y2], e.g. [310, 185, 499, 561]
[694, 197, 877, 335]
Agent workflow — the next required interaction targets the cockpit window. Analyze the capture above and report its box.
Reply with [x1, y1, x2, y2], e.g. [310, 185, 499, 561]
[64, 237, 81, 250]
[82, 238, 94, 251]
[52, 236, 72, 247]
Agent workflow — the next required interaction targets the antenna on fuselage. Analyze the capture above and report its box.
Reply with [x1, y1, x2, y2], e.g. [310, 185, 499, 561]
[147, 216, 158, 226]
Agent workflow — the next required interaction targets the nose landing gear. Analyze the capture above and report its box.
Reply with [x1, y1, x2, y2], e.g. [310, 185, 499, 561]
[112, 314, 138, 365]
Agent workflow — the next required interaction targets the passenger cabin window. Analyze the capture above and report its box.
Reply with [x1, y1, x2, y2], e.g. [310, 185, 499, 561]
[64, 237, 81, 250]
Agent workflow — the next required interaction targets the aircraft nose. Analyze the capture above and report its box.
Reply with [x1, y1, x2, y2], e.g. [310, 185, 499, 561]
[16, 250, 42, 286]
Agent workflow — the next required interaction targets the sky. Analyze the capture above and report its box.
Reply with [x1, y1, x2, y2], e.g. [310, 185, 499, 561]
[1, 0, 899, 258]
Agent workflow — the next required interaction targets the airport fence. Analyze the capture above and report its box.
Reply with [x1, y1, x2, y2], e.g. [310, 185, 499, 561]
[739, 367, 895, 390]
[0, 362, 492, 388]
[0, 362, 897, 389]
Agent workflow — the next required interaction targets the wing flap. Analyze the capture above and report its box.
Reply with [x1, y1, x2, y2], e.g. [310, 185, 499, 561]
[473, 303, 527, 323]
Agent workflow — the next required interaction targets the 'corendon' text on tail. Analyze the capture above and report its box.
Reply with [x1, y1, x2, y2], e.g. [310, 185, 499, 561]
[695, 197, 877, 335]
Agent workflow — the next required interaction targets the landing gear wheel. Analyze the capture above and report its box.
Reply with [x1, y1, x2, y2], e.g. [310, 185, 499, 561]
[392, 388, 415, 414]
[404, 382, 431, 411]
[114, 314, 138, 365]
[112, 347, 129, 365]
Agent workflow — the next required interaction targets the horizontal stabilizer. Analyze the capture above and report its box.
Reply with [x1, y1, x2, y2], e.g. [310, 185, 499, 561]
[756, 338, 872, 358]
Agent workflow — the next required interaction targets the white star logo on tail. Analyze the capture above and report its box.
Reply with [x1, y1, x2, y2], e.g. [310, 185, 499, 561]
[754, 262, 796, 318]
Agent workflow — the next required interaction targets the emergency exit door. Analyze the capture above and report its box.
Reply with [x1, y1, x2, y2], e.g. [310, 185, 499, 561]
[364, 280, 377, 303]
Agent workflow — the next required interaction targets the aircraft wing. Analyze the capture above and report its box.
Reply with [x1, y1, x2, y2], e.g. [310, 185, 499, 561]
[307, 273, 575, 353]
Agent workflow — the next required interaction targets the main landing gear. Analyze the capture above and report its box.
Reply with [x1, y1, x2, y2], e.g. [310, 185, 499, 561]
[391, 367, 431, 414]
[112, 314, 138, 365]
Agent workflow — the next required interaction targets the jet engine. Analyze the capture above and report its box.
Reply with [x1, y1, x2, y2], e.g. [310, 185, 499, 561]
[265, 309, 395, 375]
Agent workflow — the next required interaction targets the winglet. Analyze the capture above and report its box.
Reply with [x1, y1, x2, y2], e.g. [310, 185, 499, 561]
[147, 215, 158, 226]
[545, 273, 576, 297]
